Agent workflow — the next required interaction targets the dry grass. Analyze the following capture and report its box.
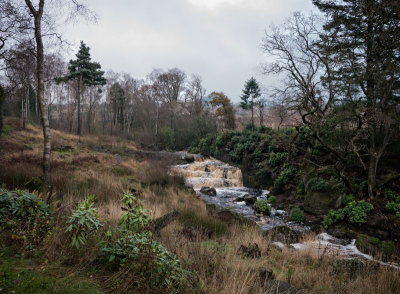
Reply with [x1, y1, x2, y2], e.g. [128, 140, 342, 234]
[1, 117, 400, 293]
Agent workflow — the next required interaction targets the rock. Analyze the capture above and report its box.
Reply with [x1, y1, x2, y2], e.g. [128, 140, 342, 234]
[303, 191, 343, 215]
[263, 280, 297, 294]
[206, 203, 257, 227]
[259, 267, 275, 283]
[233, 196, 245, 202]
[330, 259, 365, 279]
[271, 242, 285, 251]
[237, 243, 261, 259]
[200, 186, 217, 196]
[182, 155, 195, 163]
[244, 194, 257, 205]
[265, 226, 300, 244]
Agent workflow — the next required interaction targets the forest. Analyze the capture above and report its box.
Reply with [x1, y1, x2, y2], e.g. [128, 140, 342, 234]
[0, 0, 400, 293]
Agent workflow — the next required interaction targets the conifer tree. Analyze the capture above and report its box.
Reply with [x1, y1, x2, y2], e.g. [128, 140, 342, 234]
[240, 77, 261, 128]
[62, 41, 106, 135]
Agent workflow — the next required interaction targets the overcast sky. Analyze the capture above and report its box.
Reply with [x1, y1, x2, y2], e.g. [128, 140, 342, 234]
[64, 0, 315, 102]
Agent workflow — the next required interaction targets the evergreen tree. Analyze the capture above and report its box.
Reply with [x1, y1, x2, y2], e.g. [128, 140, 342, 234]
[240, 77, 261, 128]
[313, 0, 400, 198]
[62, 41, 106, 135]
[108, 82, 126, 132]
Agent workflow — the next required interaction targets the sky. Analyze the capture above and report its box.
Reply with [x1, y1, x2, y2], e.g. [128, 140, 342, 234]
[64, 0, 315, 102]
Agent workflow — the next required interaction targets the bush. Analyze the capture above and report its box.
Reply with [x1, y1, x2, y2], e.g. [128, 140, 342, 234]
[380, 241, 395, 257]
[384, 190, 400, 202]
[158, 127, 175, 150]
[324, 201, 374, 228]
[342, 194, 355, 206]
[65, 195, 102, 249]
[274, 164, 297, 187]
[323, 209, 345, 228]
[0, 189, 52, 241]
[253, 200, 271, 215]
[100, 193, 195, 292]
[268, 195, 276, 204]
[297, 181, 305, 195]
[307, 177, 331, 192]
[269, 152, 288, 167]
[343, 201, 374, 226]
[289, 207, 305, 222]
[385, 202, 400, 216]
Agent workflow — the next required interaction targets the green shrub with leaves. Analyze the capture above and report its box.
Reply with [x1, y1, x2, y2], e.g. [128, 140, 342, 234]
[324, 201, 374, 228]
[289, 207, 305, 222]
[307, 177, 331, 192]
[323, 209, 345, 228]
[253, 199, 271, 215]
[385, 202, 400, 216]
[342, 194, 355, 206]
[0, 189, 52, 240]
[100, 193, 194, 292]
[268, 195, 276, 204]
[269, 152, 288, 167]
[274, 164, 297, 187]
[384, 190, 400, 202]
[66, 195, 102, 249]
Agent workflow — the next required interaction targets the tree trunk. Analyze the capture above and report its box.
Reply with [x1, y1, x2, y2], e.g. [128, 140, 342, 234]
[367, 154, 378, 199]
[77, 76, 82, 136]
[25, 0, 52, 196]
[0, 85, 4, 137]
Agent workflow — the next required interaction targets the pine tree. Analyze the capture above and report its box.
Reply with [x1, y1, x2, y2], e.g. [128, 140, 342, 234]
[240, 77, 261, 128]
[62, 41, 106, 136]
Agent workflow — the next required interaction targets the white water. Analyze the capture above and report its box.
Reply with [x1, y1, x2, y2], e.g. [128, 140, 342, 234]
[172, 154, 399, 269]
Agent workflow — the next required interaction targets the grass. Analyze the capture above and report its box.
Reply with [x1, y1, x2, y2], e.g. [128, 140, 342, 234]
[0, 117, 400, 293]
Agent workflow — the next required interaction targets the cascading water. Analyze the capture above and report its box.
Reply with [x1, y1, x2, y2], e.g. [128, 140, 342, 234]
[172, 153, 400, 269]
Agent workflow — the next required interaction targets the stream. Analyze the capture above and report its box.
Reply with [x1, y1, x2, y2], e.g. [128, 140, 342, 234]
[171, 153, 400, 269]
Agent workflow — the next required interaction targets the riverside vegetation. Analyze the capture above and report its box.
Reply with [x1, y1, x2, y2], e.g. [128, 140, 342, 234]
[1, 117, 400, 293]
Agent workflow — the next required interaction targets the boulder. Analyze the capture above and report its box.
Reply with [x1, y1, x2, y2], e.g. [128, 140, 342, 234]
[265, 226, 300, 244]
[237, 243, 261, 259]
[263, 280, 297, 294]
[304, 191, 343, 215]
[200, 186, 217, 196]
[244, 194, 257, 205]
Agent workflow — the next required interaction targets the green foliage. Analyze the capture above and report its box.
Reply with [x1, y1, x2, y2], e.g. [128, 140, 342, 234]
[368, 236, 380, 246]
[268, 195, 276, 204]
[65, 195, 102, 249]
[0, 189, 52, 239]
[324, 201, 374, 228]
[1, 124, 13, 136]
[297, 181, 305, 195]
[196, 133, 216, 156]
[274, 164, 297, 186]
[307, 177, 331, 192]
[253, 199, 271, 215]
[158, 127, 175, 150]
[100, 193, 194, 292]
[289, 207, 305, 222]
[323, 209, 345, 228]
[342, 194, 355, 206]
[269, 152, 288, 167]
[384, 190, 400, 202]
[385, 202, 400, 216]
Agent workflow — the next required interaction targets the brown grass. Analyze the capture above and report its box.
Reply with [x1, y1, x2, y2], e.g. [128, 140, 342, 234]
[1, 117, 400, 294]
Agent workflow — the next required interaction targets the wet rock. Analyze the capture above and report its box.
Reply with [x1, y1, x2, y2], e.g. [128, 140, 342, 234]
[263, 280, 297, 294]
[237, 243, 261, 259]
[200, 186, 216, 196]
[304, 191, 343, 215]
[233, 196, 245, 202]
[182, 155, 195, 163]
[265, 226, 300, 244]
[244, 194, 257, 205]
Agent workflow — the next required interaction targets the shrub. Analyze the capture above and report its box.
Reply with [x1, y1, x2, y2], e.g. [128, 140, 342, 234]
[289, 207, 305, 222]
[158, 127, 175, 150]
[324, 201, 374, 228]
[385, 202, 400, 216]
[0, 189, 52, 241]
[197, 134, 216, 156]
[268, 195, 276, 204]
[269, 152, 288, 167]
[274, 164, 297, 187]
[297, 181, 305, 195]
[65, 195, 102, 249]
[253, 200, 271, 215]
[307, 177, 331, 192]
[380, 241, 395, 257]
[342, 194, 355, 206]
[384, 190, 400, 202]
[100, 193, 194, 292]
[323, 209, 345, 228]
[343, 201, 374, 226]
